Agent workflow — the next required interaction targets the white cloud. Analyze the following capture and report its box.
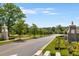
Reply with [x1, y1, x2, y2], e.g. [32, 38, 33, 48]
[49, 13, 58, 15]
[41, 8, 58, 15]
[45, 8, 54, 10]
[20, 7, 37, 14]
[34, 8, 54, 11]
[20, 7, 58, 15]
[42, 10, 50, 14]
[42, 10, 58, 15]
[23, 9, 36, 14]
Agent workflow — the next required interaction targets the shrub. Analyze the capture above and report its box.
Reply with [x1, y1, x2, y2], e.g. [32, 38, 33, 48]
[60, 49, 69, 56]
[72, 51, 79, 56]
[50, 50, 56, 56]
[72, 48, 79, 56]
[0, 38, 5, 41]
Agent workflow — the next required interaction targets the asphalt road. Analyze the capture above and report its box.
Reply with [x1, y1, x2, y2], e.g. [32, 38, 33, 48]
[0, 34, 61, 56]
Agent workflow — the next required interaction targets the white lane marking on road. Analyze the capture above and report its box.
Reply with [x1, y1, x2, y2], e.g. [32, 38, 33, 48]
[10, 54, 17, 56]
[0, 35, 61, 55]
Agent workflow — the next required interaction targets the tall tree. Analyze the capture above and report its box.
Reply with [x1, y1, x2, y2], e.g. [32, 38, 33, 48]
[30, 24, 38, 38]
[51, 27, 56, 34]
[23, 23, 29, 34]
[12, 19, 26, 39]
[38, 28, 43, 37]
[0, 3, 26, 37]
[56, 25, 64, 34]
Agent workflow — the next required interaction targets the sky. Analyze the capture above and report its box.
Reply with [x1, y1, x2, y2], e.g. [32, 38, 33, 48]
[16, 3, 79, 27]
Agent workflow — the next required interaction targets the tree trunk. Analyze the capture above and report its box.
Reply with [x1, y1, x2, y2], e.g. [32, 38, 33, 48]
[7, 16, 11, 39]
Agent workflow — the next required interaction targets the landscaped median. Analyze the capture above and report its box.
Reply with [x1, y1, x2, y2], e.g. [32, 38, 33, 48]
[42, 36, 68, 56]
[42, 36, 79, 56]
[36, 36, 69, 56]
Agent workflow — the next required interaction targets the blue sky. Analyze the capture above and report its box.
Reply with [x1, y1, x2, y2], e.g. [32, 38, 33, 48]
[16, 3, 79, 27]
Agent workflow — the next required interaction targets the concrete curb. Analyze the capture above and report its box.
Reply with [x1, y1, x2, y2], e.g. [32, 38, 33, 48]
[33, 35, 57, 56]
[33, 34, 62, 56]
[40, 36, 56, 50]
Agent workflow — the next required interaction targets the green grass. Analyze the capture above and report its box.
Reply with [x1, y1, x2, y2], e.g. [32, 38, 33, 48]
[0, 40, 16, 46]
[43, 36, 69, 56]
[43, 36, 59, 55]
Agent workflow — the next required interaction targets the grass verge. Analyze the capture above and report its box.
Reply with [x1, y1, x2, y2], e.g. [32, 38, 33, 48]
[0, 34, 49, 46]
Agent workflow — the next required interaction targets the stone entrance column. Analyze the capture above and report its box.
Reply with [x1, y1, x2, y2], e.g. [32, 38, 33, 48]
[67, 21, 77, 42]
[1, 24, 8, 40]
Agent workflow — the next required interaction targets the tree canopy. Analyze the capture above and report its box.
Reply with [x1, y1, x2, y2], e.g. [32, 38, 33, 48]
[0, 3, 26, 36]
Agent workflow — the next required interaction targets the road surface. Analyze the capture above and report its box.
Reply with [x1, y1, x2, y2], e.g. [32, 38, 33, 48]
[0, 34, 61, 56]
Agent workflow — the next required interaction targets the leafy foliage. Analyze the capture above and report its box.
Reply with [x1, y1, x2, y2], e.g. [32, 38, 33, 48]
[0, 3, 26, 36]
[12, 19, 26, 39]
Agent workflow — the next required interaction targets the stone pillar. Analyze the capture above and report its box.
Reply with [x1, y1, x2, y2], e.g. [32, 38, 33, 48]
[67, 21, 77, 42]
[1, 24, 8, 40]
